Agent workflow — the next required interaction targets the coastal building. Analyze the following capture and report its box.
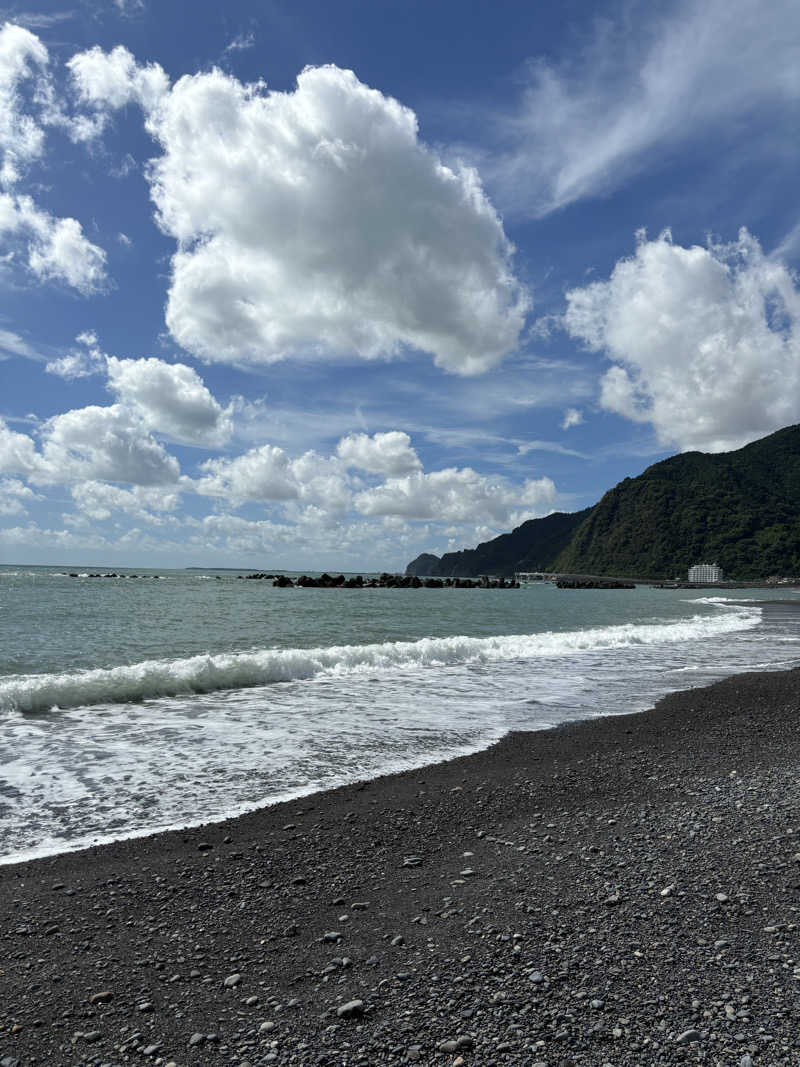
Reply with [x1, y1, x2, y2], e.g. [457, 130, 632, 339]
[688, 562, 723, 584]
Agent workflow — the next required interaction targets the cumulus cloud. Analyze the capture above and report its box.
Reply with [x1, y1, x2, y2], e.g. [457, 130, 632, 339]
[354, 467, 556, 524]
[71, 480, 180, 522]
[564, 228, 800, 452]
[67, 44, 167, 138]
[336, 431, 421, 475]
[65, 51, 526, 372]
[491, 0, 800, 217]
[193, 445, 300, 505]
[0, 475, 41, 514]
[106, 356, 233, 446]
[46, 329, 107, 379]
[0, 407, 180, 485]
[0, 20, 47, 185]
[0, 24, 108, 290]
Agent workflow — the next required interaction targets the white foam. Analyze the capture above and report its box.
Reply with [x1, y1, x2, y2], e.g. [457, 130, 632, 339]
[0, 605, 760, 715]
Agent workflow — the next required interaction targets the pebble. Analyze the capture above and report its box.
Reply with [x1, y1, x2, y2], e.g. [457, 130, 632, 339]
[336, 999, 365, 1018]
[676, 1028, 700, 1043]
[224, 972, 242, 987]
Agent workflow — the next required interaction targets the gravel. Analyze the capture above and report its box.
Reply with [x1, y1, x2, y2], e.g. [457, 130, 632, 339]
[2, 668, 800, 1065]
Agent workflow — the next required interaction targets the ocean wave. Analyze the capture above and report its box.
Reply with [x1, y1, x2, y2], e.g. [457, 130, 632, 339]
[0, 606, 761, 714]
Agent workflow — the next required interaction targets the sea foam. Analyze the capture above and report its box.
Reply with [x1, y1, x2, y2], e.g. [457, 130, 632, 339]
[0, 604, 760, 714]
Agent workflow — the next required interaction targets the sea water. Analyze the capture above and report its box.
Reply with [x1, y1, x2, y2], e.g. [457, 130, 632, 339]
[1, 565, 798, 864]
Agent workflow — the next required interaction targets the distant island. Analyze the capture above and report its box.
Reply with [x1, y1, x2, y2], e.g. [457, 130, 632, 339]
[407, 424, 800, 581]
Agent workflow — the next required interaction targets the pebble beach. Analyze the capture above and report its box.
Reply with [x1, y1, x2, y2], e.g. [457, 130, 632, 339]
[2, 668, 799, 1067]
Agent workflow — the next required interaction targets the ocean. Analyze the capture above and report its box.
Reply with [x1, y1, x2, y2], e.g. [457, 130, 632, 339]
[1, 565, 798, 865]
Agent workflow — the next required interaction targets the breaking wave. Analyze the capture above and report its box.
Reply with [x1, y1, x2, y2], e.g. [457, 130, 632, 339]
[0, 604, 760, 715]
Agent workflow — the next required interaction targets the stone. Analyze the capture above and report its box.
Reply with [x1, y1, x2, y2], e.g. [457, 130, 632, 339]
[189, 1032, 206, 1046]
[224, 973, 242, 987]
[676, 1028, 700, 1043]
[336, 1000, 365, 1018]
[89, 991, 113, 1004]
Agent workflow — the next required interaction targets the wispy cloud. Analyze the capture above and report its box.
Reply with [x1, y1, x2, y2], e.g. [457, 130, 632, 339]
[224, 31, 255, 54]
[0, 326, 42, 361]
[487, 0, 800, 218]
[0, 10, 74, 29]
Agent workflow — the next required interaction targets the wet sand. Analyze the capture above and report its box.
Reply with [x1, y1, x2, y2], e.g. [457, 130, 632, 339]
[1, 668, 799, 1066]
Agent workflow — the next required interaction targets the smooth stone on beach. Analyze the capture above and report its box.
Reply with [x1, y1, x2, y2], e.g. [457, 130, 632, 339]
[224, 972, 242, 987]
[336, 999, 364, 1018]
[676, 1028, 701, 1043]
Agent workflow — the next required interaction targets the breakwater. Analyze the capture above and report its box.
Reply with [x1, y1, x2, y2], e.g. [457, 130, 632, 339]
[240, 572, 520, 589]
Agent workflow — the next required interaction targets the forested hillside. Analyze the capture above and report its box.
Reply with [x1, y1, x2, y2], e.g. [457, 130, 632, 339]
[406, 425, 800, 579]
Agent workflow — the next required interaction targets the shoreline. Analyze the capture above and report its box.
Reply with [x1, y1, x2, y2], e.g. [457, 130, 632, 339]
[2, 667, 800, 1065]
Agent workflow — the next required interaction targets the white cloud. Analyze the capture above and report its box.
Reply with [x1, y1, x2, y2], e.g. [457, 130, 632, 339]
[0, 475, 41, 514]
[0, 20, 48, 186]
[354, 467, 556, 524]
[0, 191, 107, 292]
[0, 407, 180, 486]
[67, 52, 527, 373]
[0, 24, 108, 291]
[193, 444, 300, 505]
[46, 329, 106, 379]
[492, 0, 800, 217]
[67, 44, 167, 126]
[336, 431, 421, 475]
[71, 480, 180, 522]
[41, 404, 181, 485]
[564, 228, 800, 452]
[106, 356, 233, 446]
[113, 0, 145, 15]
[0, 325, 38, 359]
[561, 407, 584, 430]
[224, 32, 255, 54]
[0, 416, 40, 474]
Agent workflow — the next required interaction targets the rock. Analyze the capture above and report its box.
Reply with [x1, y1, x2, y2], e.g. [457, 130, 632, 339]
[89, 990, 113, 1004]
[137, 1002, 153, 1013]
[336, 1000, 365, 1018]
[189, 1032, 206, 1046]
[224, 972, 242, 987]
[259, 1021, 275, 1032]
[676, 1028, 700, 1043]
[197, 841, 213, 851]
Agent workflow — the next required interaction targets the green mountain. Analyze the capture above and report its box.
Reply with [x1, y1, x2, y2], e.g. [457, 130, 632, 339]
[406, 425, 800, 580]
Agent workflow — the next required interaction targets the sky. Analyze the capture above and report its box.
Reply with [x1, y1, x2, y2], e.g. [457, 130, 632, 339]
[0, 0, 799, 570]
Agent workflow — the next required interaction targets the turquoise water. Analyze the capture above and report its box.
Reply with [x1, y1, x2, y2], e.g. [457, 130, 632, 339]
[1, 565, 798, 863]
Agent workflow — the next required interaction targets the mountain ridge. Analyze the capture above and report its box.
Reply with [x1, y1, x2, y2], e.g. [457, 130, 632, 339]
[406, 424, 800, 580]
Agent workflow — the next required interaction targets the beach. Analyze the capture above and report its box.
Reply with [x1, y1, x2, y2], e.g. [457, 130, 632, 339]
[2, 667, 799, 1066]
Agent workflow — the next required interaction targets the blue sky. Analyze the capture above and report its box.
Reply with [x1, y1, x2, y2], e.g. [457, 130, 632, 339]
[1, 0, 799, 569]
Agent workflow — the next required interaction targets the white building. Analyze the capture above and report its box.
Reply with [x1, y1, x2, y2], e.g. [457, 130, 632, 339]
[688, 562, 723, 584]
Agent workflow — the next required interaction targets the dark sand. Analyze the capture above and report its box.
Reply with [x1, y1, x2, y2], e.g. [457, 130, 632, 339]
[2, 669, 799, 1066]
